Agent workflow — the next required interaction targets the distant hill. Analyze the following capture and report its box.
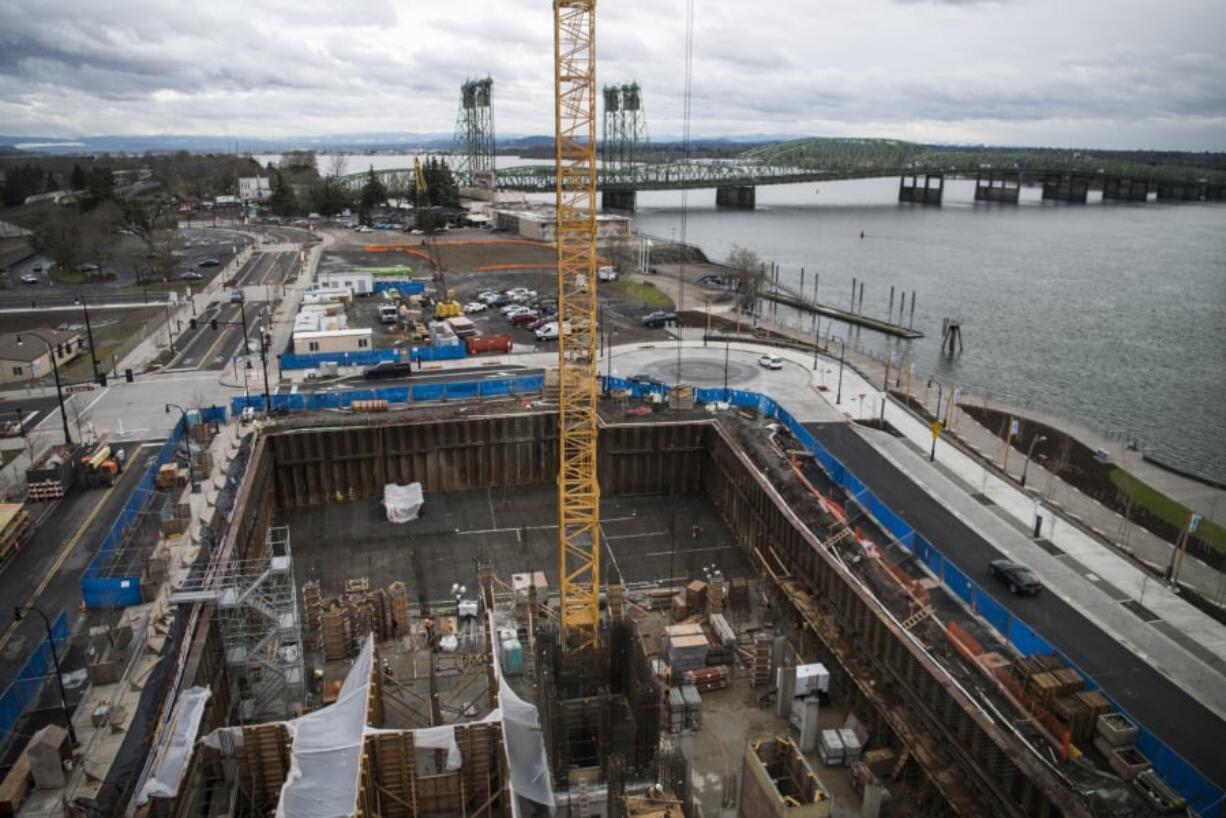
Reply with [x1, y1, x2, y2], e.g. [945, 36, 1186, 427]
[744, 137, 1226, 182]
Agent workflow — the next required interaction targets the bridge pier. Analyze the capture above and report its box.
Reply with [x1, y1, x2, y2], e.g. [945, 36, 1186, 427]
[1156, 181, 1205, 201]
[1102, 177, 1150, 202]
[601, 189, 637, 212]
[1041, 172, 1090, 203]
[898, 174, 943, 205]
[715, 185, 756, 210]
[973, 171, 1020, 204]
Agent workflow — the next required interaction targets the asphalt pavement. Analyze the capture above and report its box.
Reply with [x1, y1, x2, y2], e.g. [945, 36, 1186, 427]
[803, 421, 1226, 789]
[0, 445, 155, 694]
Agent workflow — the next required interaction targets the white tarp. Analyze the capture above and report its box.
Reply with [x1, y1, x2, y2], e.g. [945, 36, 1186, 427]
[489, 612, 556, 813]
[276, 635, 374, 818]
[383, 482, 424, 523]
[137, 686, 212, 804]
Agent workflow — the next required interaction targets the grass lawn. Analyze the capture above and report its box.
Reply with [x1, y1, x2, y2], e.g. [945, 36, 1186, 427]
[1109, 468, 1226, 554]
[610, 278, 674, 309]
[48, 266, 88, 285]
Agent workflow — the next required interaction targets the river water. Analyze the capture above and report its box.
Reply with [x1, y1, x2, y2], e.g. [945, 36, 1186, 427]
[634, 178, 1226, 483]
[268, 153, 1226, 482]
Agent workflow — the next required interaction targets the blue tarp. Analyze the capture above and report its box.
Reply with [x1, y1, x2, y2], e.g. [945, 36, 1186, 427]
[0, 611, 68, 748]
[281, 349, 400, 371]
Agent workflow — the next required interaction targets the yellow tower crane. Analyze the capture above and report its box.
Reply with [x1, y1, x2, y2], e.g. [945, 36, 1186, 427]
[553, 0, 601, 652]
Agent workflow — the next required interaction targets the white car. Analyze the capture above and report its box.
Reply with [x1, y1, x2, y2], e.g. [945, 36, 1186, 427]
[504, 305, 533, 320]
[355, 225, 373, 233]
[534, 322, 560, 341]
[477, 291, 500, 303]
[462, 301, 487, 314]
[506, 287, 536, 300]
[758, 354, 783, 370]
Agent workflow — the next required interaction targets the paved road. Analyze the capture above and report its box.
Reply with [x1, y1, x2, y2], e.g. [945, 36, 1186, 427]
[0, 445, 155, 694]
[167, 300, 268, 371]
[803, 421, 1226, 789]
[337, 364, 544, 387]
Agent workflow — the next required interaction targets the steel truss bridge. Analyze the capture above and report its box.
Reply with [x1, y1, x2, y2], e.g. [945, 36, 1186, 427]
[339, 161, 1224, 198]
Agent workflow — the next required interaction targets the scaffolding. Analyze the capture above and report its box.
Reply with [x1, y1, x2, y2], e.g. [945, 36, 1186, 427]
[601, 82, 647, 180]
[171, 525, 305, 720]
[454, 77, 496, 190]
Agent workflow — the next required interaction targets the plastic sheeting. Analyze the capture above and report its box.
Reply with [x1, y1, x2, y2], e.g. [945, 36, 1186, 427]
[276, 635, 374, 818]
[383, 482, 424, 523]
[489, 612, 555, 813]
[137, 687, 212, 804]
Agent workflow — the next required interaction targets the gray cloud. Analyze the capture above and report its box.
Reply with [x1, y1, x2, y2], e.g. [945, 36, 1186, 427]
[0, 0, 1223, 150]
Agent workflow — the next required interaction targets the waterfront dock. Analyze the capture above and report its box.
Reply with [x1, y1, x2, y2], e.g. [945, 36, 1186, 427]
[760, 279, 924, 339]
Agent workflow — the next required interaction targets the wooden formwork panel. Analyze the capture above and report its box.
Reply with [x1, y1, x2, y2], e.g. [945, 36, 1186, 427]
[237, 723, 291, 812]
[599, 422, 708, 496]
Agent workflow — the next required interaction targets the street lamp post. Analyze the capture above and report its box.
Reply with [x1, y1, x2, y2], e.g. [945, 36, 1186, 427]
[1020, 435, 1047, 488]
[832, 336, 846, 405]
[165, 403, 201, 492]
[17, 332, 71, 445]
[74, 297, 101, 385]
[723, 340, 731, 395]
[13, 606, 78, 747]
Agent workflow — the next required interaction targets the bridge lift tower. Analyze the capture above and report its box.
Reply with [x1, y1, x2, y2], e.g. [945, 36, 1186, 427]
[453, 77, 496, 191]
[600, 81, 646, 210]
[553, 0, 601, 653]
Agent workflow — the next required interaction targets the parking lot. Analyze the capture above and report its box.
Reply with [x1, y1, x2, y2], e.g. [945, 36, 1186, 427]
[315, 243, 680, 352]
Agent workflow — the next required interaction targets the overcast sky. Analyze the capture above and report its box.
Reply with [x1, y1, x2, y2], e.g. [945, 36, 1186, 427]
[1, 0, 1224, 150]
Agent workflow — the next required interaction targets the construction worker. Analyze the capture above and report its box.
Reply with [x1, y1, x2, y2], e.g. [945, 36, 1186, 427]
[114, 447, 126, 473]
[424, 617, 435, 651]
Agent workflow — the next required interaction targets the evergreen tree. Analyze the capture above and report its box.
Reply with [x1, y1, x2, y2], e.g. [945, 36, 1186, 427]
[70, 164, 87, 190]
[269, 170, 299, 217]
[357, 166, 387, 226]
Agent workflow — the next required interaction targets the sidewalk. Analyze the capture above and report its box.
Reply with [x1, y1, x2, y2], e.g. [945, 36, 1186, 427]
[727, 311, 1226, 609]
[788, 341, 1226, 694]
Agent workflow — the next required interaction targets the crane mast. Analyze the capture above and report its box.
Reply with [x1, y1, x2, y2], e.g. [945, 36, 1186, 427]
[553, 0, 601, 652]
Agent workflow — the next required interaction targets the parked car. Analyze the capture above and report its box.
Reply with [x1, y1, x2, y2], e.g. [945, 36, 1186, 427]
[32, 263, 42, 272]
[629, 373, 667, 387]
[20, 273, 39, 284]
[477, 291, 500, 303]
[487, 293, 513, 307]
[179, 270, 204, 280]
[989, 560, 1041, 595]
[535, 321, 562, 341]
[355, 225, 373, 233]
[77, 263, 100, 274]
[641, 310, 678, 328]
[758, 354, 783, 370]
[502, 303, 531, 317]
[510, 310, 540, 326]
[462, 301, 488, 314]
[527, 315, 555, 331]
[198, 258, 221, 268]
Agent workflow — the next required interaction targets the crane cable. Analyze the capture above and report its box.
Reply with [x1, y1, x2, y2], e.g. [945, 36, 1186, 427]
[674, 0, 696, 384]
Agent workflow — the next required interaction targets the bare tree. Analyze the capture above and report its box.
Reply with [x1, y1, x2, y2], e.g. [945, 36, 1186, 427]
[326, 154, 349, 179]
[725, 244, 765, 308]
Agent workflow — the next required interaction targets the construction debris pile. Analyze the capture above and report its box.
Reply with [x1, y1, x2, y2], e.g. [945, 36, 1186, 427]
[302, 578, 412, 661]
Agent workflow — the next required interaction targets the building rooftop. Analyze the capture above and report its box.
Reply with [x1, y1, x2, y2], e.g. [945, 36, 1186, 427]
[0, 329, 80, 362]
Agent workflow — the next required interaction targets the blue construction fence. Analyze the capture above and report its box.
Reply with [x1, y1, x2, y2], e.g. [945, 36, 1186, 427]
[279, 344, 466, 371]
[0, 610, 68, 752]
[229, 374, 546, 414]
[371, 280, 425, 295]
[80, 406, 228, 609]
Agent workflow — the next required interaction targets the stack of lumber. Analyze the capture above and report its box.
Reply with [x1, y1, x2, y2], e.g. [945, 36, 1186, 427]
[684, 579, 707, 613]
[664, 623, 709, 673]
[1053, 690, 1112, 742]
[667, 383, 694, 410]
[728, 577, 750, 612]
[684, 666, 729, 692]
[0, 504, 30, 560]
